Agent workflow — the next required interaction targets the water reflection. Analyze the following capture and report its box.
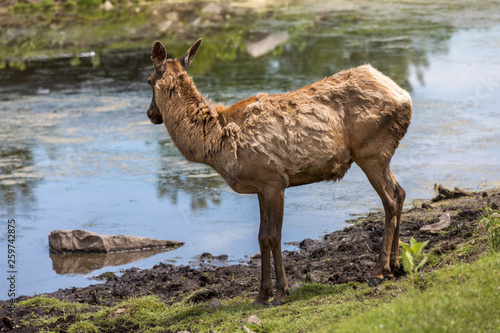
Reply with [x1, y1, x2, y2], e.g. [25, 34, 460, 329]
[50, 246, 181, 275]
[155, 138, 226, 210]
[193, 19, 453, 99]
[0, 146, 41, 216]
[0, 50, 150, 96]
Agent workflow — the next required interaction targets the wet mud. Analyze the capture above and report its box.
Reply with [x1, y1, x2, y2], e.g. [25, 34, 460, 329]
[1, 186, 498, 332]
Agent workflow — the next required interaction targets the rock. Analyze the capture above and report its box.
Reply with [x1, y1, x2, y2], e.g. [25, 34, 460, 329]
[246, 31, 289, 57]
[48, 230, 184, 253]
[245, 314, 262, 326]
[200, 252, 215, 260]
[216, 254, 229, 261]
[166, 11, 180, 23]
[191, 16, 203, 26]
[299, 238, 316, 250]
[108, 308, 126, 319]
[198, 253, 228, 262]
[157, 21, 172, 33]
[420, 213, 451, 232]
[96, 271, 117, 281]
[157, 11, 180, 32]
[209, 297, 221, 307]
[100, 0, 113, 11]
[202, 2, 223, 15]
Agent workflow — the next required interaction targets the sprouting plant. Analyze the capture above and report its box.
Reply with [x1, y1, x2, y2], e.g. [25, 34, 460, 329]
[479, 207, 500, 252]
[400, 237, 429, 285]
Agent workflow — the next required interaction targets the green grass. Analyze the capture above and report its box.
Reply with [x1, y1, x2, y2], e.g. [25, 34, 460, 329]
[19, 296, 92, 313]
[17, 296, 96, 330]
[325, 252, 500, 332]
[16, 281, 410, 332]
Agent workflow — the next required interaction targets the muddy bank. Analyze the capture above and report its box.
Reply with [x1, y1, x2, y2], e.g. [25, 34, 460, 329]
[1, 186, 498, 331]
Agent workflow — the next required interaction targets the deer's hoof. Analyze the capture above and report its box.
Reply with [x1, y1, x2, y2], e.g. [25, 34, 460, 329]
[252, 299, 270, 306]
[384, 274, 396, 281]
[391, 265, 404, 278]
[368, 276, 384, 287]
[271, 298, 286, 306]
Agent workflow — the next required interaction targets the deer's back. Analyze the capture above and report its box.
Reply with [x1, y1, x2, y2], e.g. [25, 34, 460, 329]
[218, 64, 412, 185]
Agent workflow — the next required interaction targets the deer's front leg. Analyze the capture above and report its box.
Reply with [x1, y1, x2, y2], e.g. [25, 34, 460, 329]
[253, 187, 287, 305]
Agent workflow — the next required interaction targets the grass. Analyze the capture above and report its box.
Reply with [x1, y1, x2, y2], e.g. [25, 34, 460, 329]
[17, 282, 409, 332]
[19, 296, 92, 314]
[326, 252, 500, 332]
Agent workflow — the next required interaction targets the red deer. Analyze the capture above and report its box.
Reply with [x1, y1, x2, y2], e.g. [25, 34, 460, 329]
[146, 39, 412, 305]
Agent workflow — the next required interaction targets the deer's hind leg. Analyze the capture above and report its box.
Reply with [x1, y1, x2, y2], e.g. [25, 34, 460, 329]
[389, 184, 405, 276]
[356, 155, 405, 285]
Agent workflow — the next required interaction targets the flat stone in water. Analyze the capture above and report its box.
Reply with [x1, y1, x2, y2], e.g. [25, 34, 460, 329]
[48, 229, 184, 253]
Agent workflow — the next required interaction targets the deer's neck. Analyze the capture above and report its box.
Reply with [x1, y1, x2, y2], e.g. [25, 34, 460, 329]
[157, 73, 225, 165]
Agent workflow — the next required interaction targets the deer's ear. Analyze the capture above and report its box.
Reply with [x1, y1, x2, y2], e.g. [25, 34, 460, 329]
[151, 41, 167, 69]
[180, 38, 202, 68]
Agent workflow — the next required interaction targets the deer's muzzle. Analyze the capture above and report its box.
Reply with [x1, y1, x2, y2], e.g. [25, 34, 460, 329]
[147, 108, 163, 125]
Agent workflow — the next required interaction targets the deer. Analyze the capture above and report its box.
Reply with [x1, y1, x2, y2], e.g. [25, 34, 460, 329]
[146, 38, 412, 306]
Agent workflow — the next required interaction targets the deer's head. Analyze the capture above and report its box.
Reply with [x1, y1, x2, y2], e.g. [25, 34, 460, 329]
[147, 39, 202, 125]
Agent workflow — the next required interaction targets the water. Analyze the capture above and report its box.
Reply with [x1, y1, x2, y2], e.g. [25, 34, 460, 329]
[1, 2, 500, 298]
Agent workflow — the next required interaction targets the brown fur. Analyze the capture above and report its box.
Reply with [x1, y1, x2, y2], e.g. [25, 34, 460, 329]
[147, 39, 412, 305]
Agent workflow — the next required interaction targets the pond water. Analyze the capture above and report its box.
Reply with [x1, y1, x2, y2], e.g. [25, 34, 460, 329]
[1, 2, 500, 298]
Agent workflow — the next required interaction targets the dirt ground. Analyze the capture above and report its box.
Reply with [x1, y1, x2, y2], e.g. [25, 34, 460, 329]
[1, 186, 498, 332]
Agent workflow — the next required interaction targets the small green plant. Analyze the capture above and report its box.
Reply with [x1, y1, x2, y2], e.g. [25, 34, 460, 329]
[479, 207, 500, 252]
[400, 237, 429, 285]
